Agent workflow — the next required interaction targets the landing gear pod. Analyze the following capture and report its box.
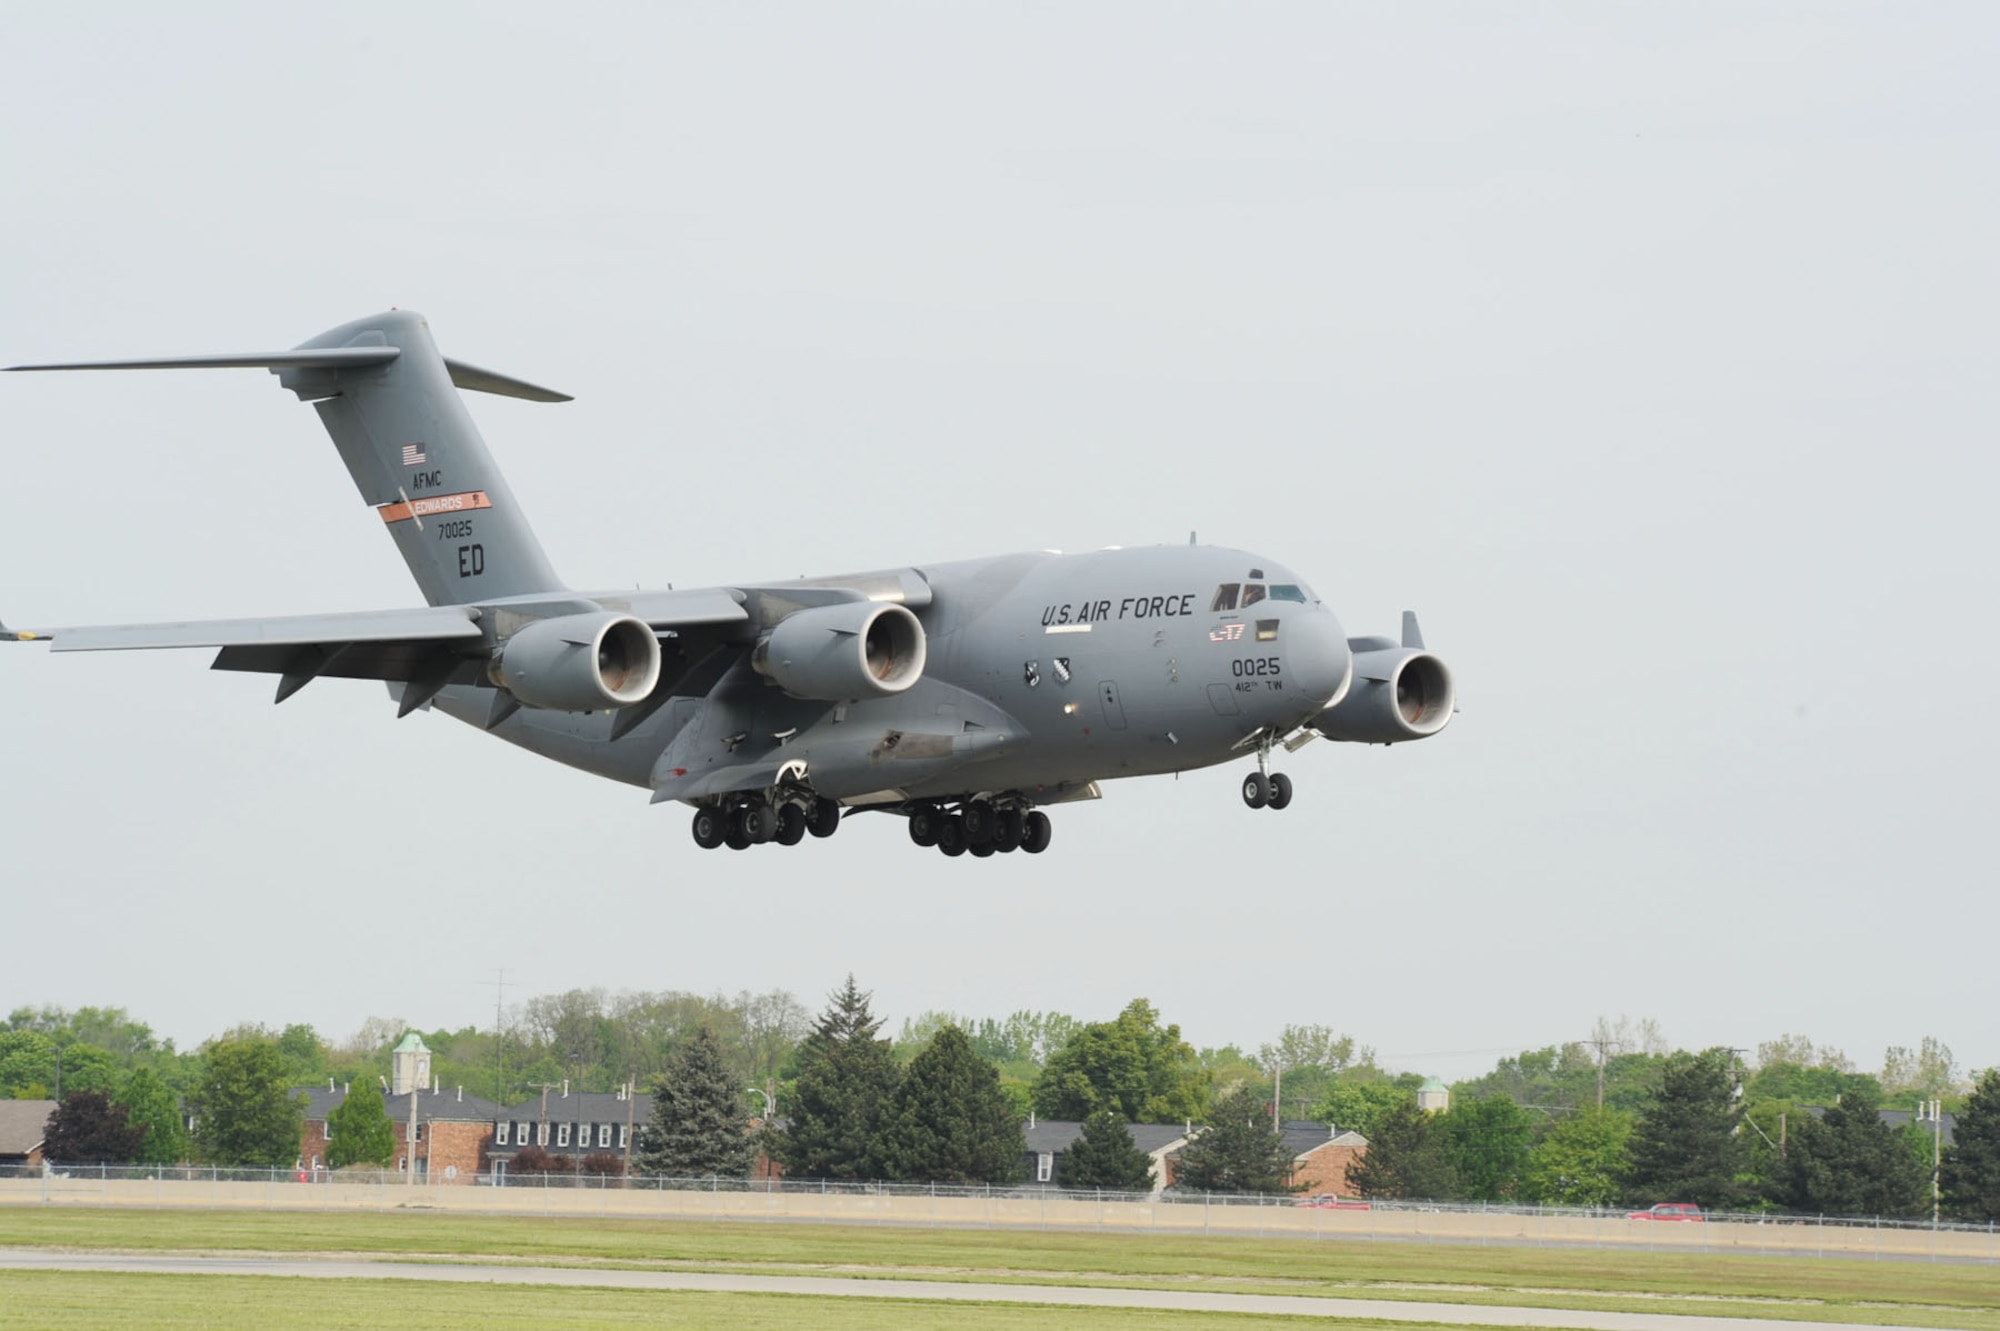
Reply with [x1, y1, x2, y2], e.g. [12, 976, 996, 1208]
[752, 601, 926, 700]
[492, 612, 662, 712]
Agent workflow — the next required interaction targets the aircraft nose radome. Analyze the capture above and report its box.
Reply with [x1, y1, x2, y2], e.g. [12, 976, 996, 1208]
[1290, 610, 1351, 708]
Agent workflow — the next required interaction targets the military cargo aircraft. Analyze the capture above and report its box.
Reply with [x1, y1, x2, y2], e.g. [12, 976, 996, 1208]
[5, 311, 1454, 857]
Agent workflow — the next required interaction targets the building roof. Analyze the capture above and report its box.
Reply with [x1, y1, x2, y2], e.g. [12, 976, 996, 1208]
[1280, 1120, 1368, 1156]
[297, 1085, 502, 1123]
[1803, 1105, 1956, 1148]
[497, 1091, 653, 1125]
[393, 1033, 429, 1053]
[1419, 1077, 1448, 1092]
[0, 1100, 56, 1156]
[1022, 1120, 1191, 1156]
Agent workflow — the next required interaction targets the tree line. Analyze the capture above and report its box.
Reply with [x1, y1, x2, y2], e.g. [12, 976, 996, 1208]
[7, 997, 1995, 1222]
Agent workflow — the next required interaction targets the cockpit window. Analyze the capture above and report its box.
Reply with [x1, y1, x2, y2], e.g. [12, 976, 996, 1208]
[1240, 584, 1267, 608]
[1210, 583, 1239, 612]
[1269, 584, 1307, 603]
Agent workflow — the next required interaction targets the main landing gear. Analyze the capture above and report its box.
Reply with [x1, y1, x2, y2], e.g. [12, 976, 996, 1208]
[691, 794, 842, 851]
[906, 798, 1052, 858]
[1241, 736, 1294, 811]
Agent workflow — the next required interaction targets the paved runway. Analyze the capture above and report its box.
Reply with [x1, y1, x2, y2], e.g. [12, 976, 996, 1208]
[0, 1249, 1963, 1329]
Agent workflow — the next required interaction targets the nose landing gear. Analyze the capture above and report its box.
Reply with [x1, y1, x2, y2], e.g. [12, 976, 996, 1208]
[1241, 735, 1295, 811]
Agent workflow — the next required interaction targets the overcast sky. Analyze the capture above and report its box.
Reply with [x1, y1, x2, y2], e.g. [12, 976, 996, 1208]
[3, 4, 1994, 1084]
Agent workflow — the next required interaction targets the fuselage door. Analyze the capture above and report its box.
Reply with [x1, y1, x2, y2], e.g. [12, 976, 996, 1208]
[1098, 680, 1128, 730]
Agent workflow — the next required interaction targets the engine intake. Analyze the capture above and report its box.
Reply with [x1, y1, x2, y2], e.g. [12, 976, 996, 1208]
[491, 611, 662, 712]
[753, 601, 926, 700]
[1311, 648, 1454, 744]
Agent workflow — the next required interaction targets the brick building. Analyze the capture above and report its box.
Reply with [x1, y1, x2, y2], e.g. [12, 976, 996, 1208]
[0, 1100, 56, 1170]
[1280, 1121, 1371, 1196]
[488, 1085, 652, 1178]
[296, 1036, 499, 1183]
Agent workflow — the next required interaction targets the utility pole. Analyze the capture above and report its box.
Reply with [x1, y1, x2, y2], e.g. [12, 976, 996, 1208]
[1927, 1098, 1943, 1228]
[532, 1082, 560, 1152]
[624, 1078, 637, 1179]
[1584, 1036, 1619, 1111]
[484, 969, 510, 1106]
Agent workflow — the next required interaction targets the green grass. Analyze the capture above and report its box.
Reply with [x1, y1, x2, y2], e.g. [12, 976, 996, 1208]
[0, 1208, 1994, 1329]
[0, 1272, 1421, 1329]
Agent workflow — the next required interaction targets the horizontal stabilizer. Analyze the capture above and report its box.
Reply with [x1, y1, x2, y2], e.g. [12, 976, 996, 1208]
[4, 348, 400, 373]
[443, 358, 571, 403]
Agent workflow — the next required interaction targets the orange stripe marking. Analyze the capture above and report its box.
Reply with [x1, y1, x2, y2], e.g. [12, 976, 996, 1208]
[379, 490, 493, 524]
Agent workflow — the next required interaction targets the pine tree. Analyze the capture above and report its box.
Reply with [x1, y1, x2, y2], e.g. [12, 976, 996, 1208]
[874, 1026, 1024, 1184]
[117, 1066, 190, 1166]
[1941, 1069, 2000, 1222]
[1345, 1099, 1459, 1200]
[1175, 1084, 1300, 1194]
[325, 1083, 396, 1169]
[636, 1024, 756, 1178]
[42, 1091, 147, 1164]
[1058, 1107, 1156, 1191]
[1772, 1083, 1927, 1217]
[1622, 1048, 1747, 1209]
[773, 976, 902, 1180]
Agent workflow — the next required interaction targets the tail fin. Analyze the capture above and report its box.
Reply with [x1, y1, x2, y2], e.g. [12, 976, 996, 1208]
[8, 310, 568, 606]
[281, 311, 566, 604]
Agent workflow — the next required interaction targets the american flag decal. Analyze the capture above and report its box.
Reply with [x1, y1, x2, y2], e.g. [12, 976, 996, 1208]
[401, 443, 427, 467]
[1209, 622, 1246, 642]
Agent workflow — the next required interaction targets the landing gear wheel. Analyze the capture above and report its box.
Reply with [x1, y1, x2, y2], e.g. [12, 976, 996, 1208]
[908, 806, 941, 847]
[1241, 772, 1271, 809]
[993, 808, 1024, 852]
[775, 803, 807, 846]
[962, 800, 996, 843]
[724, 809, 752, 851]
[937, 816, 968, 857]
[808, 796, 842, 838]
[691, 807, 726, 850]
[970, 841, 996, 858]
[1267, 772, 1293, 810]
[741, 803, 774, 843]
[1020, 810, 1053, 854]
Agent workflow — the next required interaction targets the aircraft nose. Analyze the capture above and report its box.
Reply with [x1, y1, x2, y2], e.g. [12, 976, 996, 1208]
[1288, 609, 1351, 709]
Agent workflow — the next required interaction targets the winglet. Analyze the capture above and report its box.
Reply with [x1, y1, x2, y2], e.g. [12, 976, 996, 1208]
[0, 619, 47, 642]
[1401, 611, 1425, 651]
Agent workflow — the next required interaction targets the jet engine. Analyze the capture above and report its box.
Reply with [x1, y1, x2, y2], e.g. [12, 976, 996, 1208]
[1311, 647, 1454, 743]
[752, 601, 926, 700]
[491, 611, 662, 711]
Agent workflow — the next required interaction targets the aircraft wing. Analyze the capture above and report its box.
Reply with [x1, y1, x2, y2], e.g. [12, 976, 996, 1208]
[7, 605, 485, 654]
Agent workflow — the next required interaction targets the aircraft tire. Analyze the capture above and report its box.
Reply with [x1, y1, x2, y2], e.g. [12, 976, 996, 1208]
[691, 807, 727, 850]
[741, 803, 774, 843]
[937, 817, 968, 857]
[993, 808, 1024, 852]
[1241, 773, 1270, 809]
[1267, 772, 1293, 810]
[1021, 810, 1052, 854]
[775, 804, 807, 846]
[970, 841, 996, 858]
[962, 800, 995, 842]
[808, 796, 842, 838]
[724, 811, 753, 851]
[908, 807, 941, 847]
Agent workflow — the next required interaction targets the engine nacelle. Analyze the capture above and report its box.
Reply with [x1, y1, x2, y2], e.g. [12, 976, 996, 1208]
[752, 601, 926, 700]
[490, 611, 662, 712]
[1312, 648, 1454, 743]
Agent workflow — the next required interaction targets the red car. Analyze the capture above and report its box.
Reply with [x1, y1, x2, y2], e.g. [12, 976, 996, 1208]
[1294, 1194, 1372, 1210]
[1627, 1202, 1705, 1221]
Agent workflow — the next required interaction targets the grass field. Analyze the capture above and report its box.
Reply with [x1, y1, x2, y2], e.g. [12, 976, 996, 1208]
[0, 1208, 1992, 1329]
